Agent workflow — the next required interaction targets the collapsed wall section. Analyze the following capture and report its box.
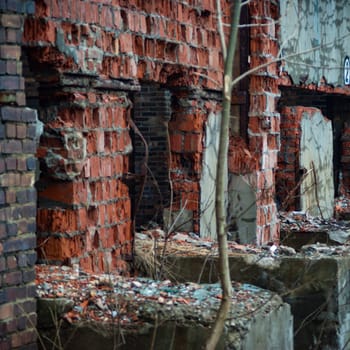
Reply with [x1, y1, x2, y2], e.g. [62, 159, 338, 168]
[277, 106, 334, 218]
[133, 85, 223, 237]
[21, 0, 232, 269]
[335, 99, 350, 195]
[20, 0, 287, 271]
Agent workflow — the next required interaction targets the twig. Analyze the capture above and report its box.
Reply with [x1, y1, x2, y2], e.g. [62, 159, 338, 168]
[149, 313, 159, 350]
[237, 20, 280, 28]
[281, 168, 312, 210]
[311, 161, 324, 220]
[240, 0, 250, 6]
[168, 323, 177, 350]
[17, 303, 47, 350]
[197, 250, 215, 284]
[127, 110, 149, 268]
[158, 200, 188, 279]
[127, 110, 149, 231]
[165, 120, 173, 233]
[216, 0, 227, 60]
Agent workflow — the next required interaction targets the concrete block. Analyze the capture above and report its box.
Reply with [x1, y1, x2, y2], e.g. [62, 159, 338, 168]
[159, 252, 350, 350]
[37, 277, 293, 350]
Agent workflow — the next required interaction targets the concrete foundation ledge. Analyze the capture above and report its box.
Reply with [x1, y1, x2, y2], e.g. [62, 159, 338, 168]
[137, 240, 350, 349]
[36, 265, 293, 350]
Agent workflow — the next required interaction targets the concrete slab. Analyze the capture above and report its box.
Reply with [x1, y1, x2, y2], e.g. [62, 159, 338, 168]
[154, 248, 350, 350]
[36, 265, 293, 350]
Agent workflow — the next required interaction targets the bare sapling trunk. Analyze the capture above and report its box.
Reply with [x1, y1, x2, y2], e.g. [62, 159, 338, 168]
[206, 1, 242, 349]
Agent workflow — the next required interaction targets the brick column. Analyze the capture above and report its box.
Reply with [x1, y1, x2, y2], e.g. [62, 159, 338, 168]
[34, 85, 134, 274]
[168, 88, 206, 233]
[248, 0, 280, 244]
[0, 1, 38, 349]
[168, 88, 221, 234]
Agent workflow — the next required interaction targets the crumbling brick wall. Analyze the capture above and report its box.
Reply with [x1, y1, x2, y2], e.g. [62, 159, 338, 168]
[16, 0, 284, 275]
[341, 124, 350, 193]
[0, 1, 38, 349]
[34, 89, 134, 273]
[332, 97, 350, 195]
[277, 106, 334, 218]
[277, 83, 350, 205]
[21, 0, 230, 272]
[169, 88, 221, 234]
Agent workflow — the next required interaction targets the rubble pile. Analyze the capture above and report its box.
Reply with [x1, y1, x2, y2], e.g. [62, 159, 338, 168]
[36, 265, 276, 328]
[280, 209, 350, 246]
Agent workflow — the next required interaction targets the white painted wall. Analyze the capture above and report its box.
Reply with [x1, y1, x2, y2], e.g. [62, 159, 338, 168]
[200, 111, 257, 242]
[200, 111, 221, 238]
[300, 109, 334, 218]
[227, 174, 257, 244]
[279, 0, 350, 86]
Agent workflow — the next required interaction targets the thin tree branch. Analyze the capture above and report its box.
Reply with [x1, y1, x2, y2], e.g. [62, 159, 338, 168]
[206, 0, 241, 349]
[192, 72, 221, 87]
[216, 0, 227, 60]
[241, 0, 250, 7]
[237, 20, 280, 28]
[310, 161, 324, 220]
[283, 59, 345, 70]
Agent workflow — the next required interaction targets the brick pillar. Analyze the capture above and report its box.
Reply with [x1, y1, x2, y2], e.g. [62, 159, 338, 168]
[35, 87, 133, 274]
[168, 88, 205, 233]
[0, 1, 38, 349]
[248, 0, 280, 244]
[168, 88, 220, 234]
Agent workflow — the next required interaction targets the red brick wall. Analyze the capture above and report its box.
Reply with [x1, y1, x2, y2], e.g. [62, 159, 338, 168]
[21, 0, 231, 271]
[248, 0, 280, 244]
[277, 106, 335, 215]
[19, 0, 284, 274]
[278, 81, 350, 201]
[35, 90, 133, 273]
[0, 1, 38, 349]
[169, 89, 221, 233]
[23, 0, 227, 87]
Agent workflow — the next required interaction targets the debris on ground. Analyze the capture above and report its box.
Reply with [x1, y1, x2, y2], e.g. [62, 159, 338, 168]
[36, 197, 350, 345]
[280, 210, 350, 234]
[134, 215, 350, 273]
[279, 207, 350, 247]
[36, 265, 279, 329]
[335, 195, 350, 220]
